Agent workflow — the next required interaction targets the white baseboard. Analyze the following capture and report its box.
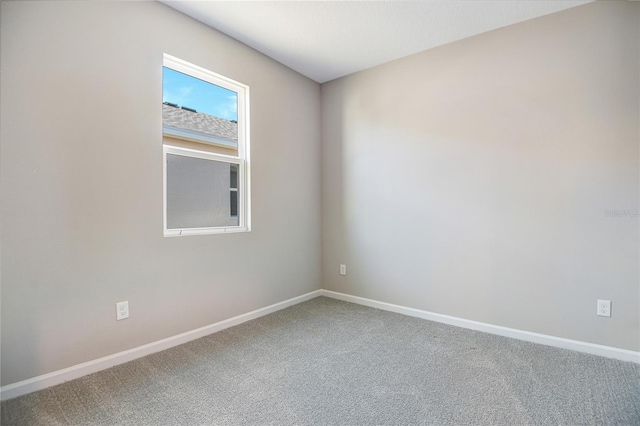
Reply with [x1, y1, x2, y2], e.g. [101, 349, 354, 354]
[320, 289, 640, 364]
[0, 290, 323, 401]
[3, 288, 638, 401]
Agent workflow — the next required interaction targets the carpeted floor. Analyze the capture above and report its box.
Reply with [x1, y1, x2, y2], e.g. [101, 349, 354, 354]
[2, 296, 639, 425]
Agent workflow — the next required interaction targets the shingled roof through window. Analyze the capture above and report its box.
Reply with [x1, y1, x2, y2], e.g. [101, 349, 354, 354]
[163, 103, 238, 142]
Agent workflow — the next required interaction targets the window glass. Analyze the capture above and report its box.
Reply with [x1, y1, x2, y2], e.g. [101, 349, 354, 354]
[163, 67, 238, 151]
[230, 164, 238, 218]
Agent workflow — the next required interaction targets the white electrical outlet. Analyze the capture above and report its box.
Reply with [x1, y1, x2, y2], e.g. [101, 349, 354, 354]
[339, 264, 347, 276]
[116, 301, 129, 320]
[597, 299, 611, 317]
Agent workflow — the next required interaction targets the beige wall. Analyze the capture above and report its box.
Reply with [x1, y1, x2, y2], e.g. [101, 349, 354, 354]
[1, 1, 321, 385]
[321, 2, 640, 351]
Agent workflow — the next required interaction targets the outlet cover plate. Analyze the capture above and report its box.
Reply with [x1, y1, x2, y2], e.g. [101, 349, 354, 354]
[597, 299, 611, 317]
[116, 301, 129, 320]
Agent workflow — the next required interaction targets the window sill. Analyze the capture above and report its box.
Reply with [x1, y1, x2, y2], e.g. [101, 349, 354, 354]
[164, 226, 250, 237]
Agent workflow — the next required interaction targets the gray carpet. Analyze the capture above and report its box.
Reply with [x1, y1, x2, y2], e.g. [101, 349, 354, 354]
[2, 296, 639, 425]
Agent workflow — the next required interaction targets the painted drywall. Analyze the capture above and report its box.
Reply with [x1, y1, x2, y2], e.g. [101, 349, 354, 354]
[0, 1, 321, 386]
[321, 2, 640, 351]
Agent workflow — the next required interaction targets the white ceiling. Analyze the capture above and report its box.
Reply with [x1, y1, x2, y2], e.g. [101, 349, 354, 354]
[161, 1, 590, 84]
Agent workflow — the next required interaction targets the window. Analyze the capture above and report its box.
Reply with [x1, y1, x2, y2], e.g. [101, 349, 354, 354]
[162, 54, 250, 236]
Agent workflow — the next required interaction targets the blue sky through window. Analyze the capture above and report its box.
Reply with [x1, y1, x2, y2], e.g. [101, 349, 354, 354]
[163, 67, 238, 121]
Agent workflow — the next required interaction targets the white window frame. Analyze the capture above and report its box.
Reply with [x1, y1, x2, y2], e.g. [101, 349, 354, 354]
[162, 54, 250, 237]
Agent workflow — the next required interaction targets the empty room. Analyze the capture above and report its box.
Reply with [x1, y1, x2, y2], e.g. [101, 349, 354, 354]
[1, 0, 638, 424]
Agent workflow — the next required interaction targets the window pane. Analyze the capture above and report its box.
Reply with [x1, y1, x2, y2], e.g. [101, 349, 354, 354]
[166, 154, 239, 229]
[230, 164, 238, 217]
[230, 164, 238, 188]
[230, 190, 238, 217]
[162, 67, 238, 149]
